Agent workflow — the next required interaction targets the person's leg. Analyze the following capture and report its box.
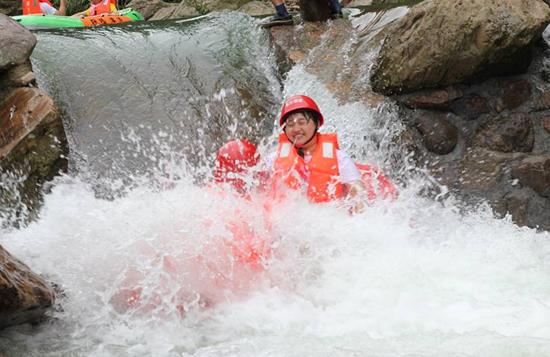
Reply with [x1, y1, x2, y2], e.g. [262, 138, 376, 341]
[270, 0, 291, 19]
[329, 0, 342, 16]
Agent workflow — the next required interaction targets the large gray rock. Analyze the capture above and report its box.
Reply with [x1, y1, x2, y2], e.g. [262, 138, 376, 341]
[149, 3, 199, 20]
[0, 244, 55, 329]
[238, 1, 273, 16]
[0, 14, 36, 71]
[370, 0, 550, 94]
[125, 0, 172, 20]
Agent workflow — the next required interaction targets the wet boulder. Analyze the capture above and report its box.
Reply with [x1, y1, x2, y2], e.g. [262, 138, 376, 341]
[369, 0, 550, 94]
[0, 244, 55, 329]
[511, 155, 550, 199]
[414, 113, 458, 155]
[473, 113, 534, 153]
[0, 88, 68, 225]
[0, 14, 36, 72]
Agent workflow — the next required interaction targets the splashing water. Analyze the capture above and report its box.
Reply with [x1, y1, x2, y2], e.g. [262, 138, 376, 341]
[2, 13, 550, 357]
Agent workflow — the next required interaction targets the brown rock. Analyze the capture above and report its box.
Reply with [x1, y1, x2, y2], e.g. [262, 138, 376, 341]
[0, 61, 35, 88]
[500, 79, 531, 111]
[497, 196, 529, 227]
[399, 87, 463, 110]
[457, 148, 516, 191]
[238, 1, 273, 16]
[0, 88, 61, 159]
[0, 88, 68, 224]
[148, 3, 199, 20]
[511, 155, 550, 198]
[450, 93, 491, 120]
[0, 244, 55, 329]
[125, 0, 171, 20]
[369, 0, 550, 94]
[543, 116, 550, 133]
[0, 14, 36, 71]
[473, 113, 534, 153]
[414, 114, 458, 155]
[532, 90, 550, 112]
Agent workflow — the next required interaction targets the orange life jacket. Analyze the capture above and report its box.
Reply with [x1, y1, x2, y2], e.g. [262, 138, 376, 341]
[89, 0, 113, 16]
[272, 132, 344, 203]
[22, 0, 53, 15]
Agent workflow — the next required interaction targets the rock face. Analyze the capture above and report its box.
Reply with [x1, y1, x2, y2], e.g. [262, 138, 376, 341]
[393, 67, 550, 230]
[0, 14, 36, 71]
[0, 244, 55, 329]
[125, 0, 173, 20]
[0, 0, 20, 15]
[0, 14, 68, 226]
[269, 1, 550, 231]
[0, 88, 68, 225]
[370, 0, 550, 94]
[148, 2, 199, 20]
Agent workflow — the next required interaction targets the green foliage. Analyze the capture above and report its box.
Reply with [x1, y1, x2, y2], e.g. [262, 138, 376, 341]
[62, 0, 90, 15]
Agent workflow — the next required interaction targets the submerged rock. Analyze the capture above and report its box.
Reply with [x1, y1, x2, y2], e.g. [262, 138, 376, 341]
[369, 0, 550, 94]
[0, 244, 55, 329]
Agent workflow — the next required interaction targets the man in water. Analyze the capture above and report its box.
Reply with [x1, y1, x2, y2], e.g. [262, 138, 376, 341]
[267, 95, 366, 212]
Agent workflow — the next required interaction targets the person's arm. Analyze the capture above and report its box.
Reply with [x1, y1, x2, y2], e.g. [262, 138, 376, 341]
[72, 8, 90, 17]
[336, 150, 366, 213]
[55, 0, 66, 15]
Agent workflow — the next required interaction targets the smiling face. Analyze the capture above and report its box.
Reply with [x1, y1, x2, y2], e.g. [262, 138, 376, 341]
[283, 111, 318, 149]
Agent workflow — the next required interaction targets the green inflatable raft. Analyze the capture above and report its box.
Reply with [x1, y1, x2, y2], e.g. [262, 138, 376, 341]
[12, 8, 144, 29]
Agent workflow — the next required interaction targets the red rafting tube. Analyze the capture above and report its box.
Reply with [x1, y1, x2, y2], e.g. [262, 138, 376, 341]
[355, 163, 398, 203]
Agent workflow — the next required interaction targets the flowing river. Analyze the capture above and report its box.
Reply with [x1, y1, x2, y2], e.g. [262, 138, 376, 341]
[1, 11, 550, 357]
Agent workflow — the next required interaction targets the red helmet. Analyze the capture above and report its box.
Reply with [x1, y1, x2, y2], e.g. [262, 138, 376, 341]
[214, 139, 259, 189]
[279, 95, 324, 127]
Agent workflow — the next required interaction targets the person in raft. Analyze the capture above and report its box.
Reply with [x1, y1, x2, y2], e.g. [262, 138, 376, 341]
[72, 0, 117, 17]
[22, 0, 66, 15]
[266, 95, 368, 212]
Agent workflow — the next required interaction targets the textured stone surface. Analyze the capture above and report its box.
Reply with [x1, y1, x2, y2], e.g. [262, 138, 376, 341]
[0, 88, 68, 225]
[511, 155, 550, 198]
[399, 87, 463, 110]
[473, 113, 534, 153]
[450, 94, 491, 120]
[125, 0, 171, 20]
[238, 0, 273, 16]
[148, 3, 199, 20]
[0, 244, 55, 329]
[414, 114, 458, 155]
[0, 14, 36, 71]
[370, 0, 550, 94]
[499, 79, 531, 111]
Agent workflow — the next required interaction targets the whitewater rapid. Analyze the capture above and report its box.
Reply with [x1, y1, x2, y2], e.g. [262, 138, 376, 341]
[2, 19, 550, 357]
